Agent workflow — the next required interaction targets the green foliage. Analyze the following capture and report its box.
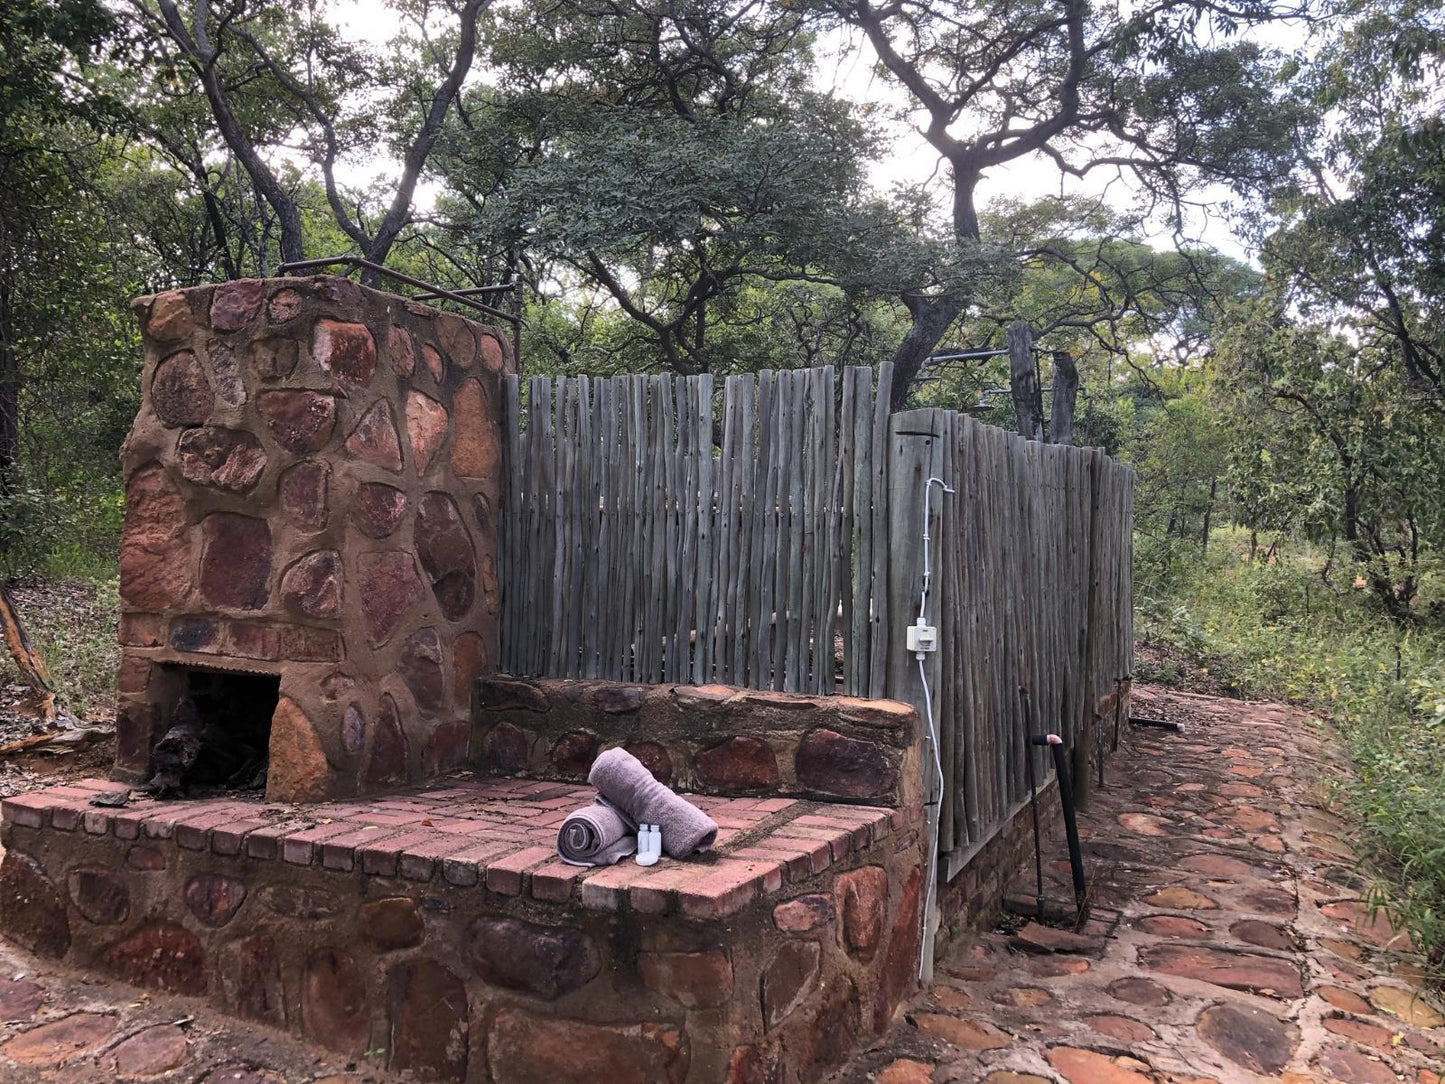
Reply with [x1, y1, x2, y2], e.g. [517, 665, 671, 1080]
[1143, 528, 1445, 977]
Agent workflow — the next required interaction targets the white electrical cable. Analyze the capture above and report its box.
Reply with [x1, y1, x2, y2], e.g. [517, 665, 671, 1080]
[916, 477, 952, 978]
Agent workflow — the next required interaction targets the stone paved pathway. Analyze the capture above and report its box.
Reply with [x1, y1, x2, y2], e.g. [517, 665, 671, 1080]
[836, 685, 1445, 1084]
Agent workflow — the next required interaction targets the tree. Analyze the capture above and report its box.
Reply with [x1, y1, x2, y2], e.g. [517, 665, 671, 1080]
[1258, 0, 1445, 409]
[437, 0, 909, 375]
[825, 0, 1308, 407]
[1216, 302, 1445, 620]
[1, 0, 120, 492]
[125, 0, 494, 274]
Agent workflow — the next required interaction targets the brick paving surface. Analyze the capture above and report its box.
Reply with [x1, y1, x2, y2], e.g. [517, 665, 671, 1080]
[836, 686, 1445, 1084]
[4, 776, 905, 920]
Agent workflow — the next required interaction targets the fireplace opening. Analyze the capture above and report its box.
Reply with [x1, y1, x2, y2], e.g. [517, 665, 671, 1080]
[146, 666, 280, 798]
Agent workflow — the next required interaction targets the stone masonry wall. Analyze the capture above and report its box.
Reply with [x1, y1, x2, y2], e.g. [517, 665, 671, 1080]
[117, 276, 513, 801]
[1, 779, 927, 1084]
[473, 677, 922, 807]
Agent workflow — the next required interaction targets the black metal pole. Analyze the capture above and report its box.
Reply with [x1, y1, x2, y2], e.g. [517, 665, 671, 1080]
[1021, 689, 1045, 923]
[1032, 733, 1087, 915]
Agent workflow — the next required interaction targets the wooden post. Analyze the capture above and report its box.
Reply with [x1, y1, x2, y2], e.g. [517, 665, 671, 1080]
[1007, 323, 1043, 442]
[885, 408, 950, 983]
[1050, 349, 1078, 446]
[1072, 450, 1105, 809]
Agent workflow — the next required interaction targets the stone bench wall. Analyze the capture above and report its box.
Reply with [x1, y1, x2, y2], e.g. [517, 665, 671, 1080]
[118, 276, 513, 801]
[473, 677, 922, 808]
[1, 779, 926, 1084]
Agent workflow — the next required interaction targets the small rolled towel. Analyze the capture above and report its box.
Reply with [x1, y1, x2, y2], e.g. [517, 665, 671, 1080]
[556, 800, 637, 866]
[589, 747, 719, 858]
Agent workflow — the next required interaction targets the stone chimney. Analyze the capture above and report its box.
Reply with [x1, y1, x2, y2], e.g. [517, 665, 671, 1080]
[116, 276, 511, 801]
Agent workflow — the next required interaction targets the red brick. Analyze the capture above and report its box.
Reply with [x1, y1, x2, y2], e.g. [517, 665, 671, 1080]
[776, 823, 854, 861]
[319, 827, 401, 871]
[441, 841, 516, 887]
[140, 803, 209, 840]
[731, 844, 815, 883]
[50, 801, 88, 832]
[82, 810, 114, 835]
[678, 861, 765, 919]
[212, 819, 270, 856]
[579, 862, 654, 911]
[282, 822, 359, 866]
[359, 830, 439, 876]
[484, 846, 553, 896]
[175, 805, 257, 850]
[2, 795, 50, 828]
[245, 824, 289, 860]
[766, 835, 833, 875]
[629, 864, 712, 915]
[531, 862, 584, 902]
[399, 835, 464, 882]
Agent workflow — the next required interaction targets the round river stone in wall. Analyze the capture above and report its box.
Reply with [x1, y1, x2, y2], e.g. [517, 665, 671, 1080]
[177, 427, 267, 494]
[258, 390, 336, 453]
[301, 950, 369, 1057]
[694, 736, 779, 791]
[406, 390, 449, 474]
[467, 916, 601, 1001]
[152, 350, 214, 426]
[415, 492, 476, 621]
[399, 627, 445, 713]
[353, 482, 408, 539]
[346, 400, 403, 470]
[119, 464, 192, 610]
[449, 378, 500, 480]
[210, 279, 265, 332]
[311, 319, 376, 386]
[280, 550, 343, 619]
[365, 693, 410, 786]
[795, 728, 898, 799]
[185, 874, 247, 928]
[357, 551, 424, 645]
[199, 513, 272, 610]
[66, 867, 130, 925]
[0, 853, 71, 957]
[279, 460, 330, 531]
[387, 961, 469, 1080]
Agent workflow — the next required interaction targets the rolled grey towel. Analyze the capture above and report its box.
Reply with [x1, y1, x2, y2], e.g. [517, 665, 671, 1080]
[556, 801, 637, 866]
[589, 747, 719, 858]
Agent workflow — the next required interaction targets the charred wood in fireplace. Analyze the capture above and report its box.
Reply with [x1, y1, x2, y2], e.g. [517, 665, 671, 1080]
[143, 695, 267, 798]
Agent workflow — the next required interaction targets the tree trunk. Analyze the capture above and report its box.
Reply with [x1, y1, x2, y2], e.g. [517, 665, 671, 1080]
[886, 292, 967, 410]
[0, 274, 18, 497]
[1008, 323, 1043, 441]
[1201, 477, 1216, 555]
[1050, 349, 1078, 445]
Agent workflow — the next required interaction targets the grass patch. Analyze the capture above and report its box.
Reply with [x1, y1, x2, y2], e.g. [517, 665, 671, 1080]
[0, 574, 121, 721]
[1139, 526, 1445, 978]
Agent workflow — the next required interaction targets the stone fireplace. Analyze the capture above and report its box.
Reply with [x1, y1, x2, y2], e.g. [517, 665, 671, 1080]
[115, 276, 512, 801]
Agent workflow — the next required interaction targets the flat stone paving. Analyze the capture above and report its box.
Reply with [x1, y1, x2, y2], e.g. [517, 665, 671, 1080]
[836, 685, 1445, 1084]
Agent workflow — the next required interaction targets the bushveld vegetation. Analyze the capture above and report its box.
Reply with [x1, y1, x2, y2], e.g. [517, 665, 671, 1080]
[1, 0, 1441, 970]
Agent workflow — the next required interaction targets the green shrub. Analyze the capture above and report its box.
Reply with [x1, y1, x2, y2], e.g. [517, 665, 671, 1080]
[1142, 527, 1445, 978]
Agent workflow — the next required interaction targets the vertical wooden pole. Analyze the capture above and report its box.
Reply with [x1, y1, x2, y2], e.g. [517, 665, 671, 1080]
[885, 408, 948, 983]
[1073, 449, 1105, 808]
[1007, 323, 1043, 442]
